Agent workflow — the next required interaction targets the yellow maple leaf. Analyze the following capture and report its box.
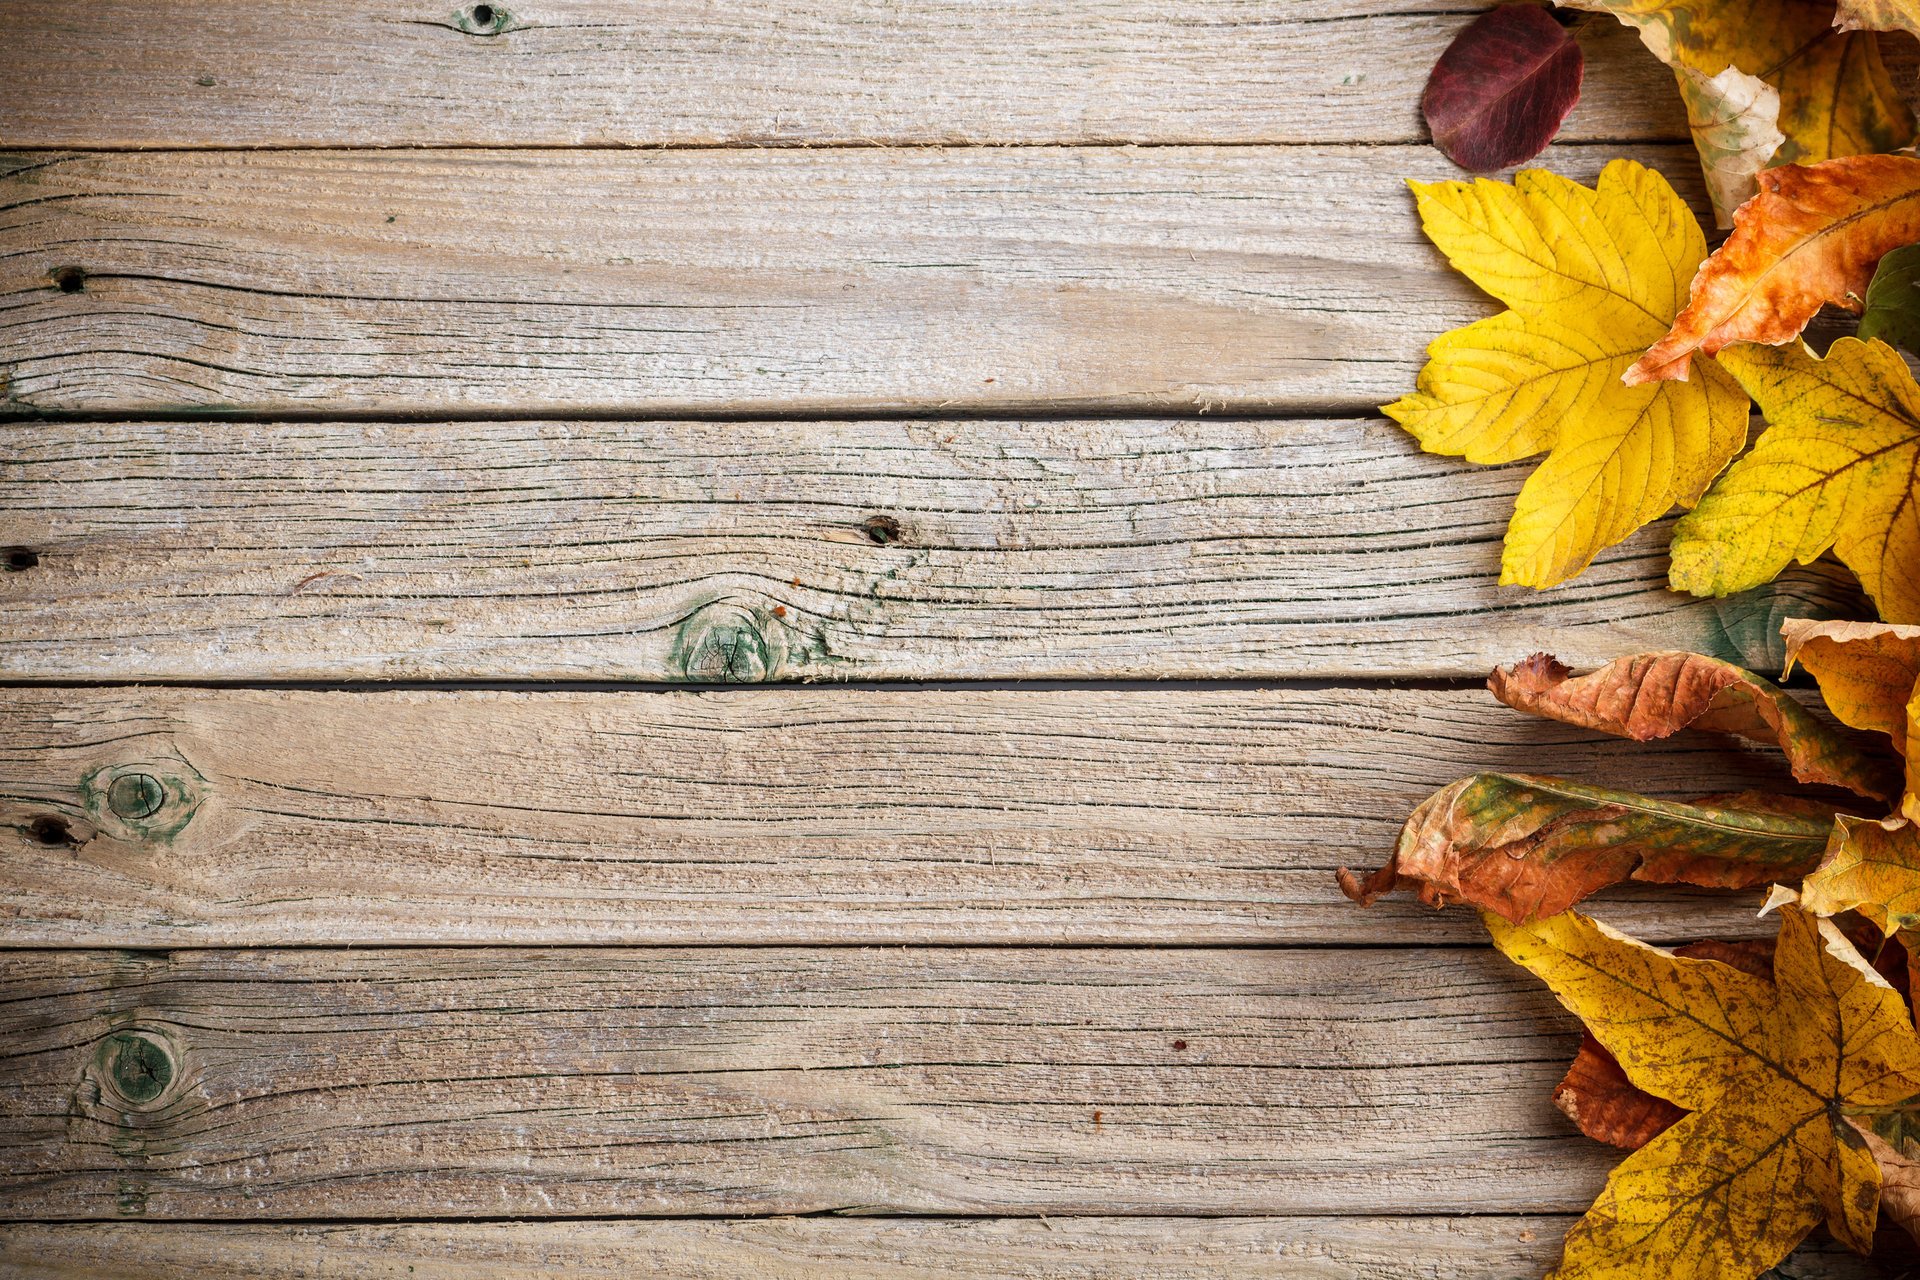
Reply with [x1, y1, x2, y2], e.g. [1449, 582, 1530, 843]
[1560, 0, 1914, 222]
[1672, 339, 1920, 624]
[1487, 901, 1920, 1279]
[1385, 159, 1749, 589]
[1782, 617, 1920, 818]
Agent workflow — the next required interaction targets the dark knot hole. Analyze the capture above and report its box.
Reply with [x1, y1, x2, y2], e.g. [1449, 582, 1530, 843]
[3, 547, 38, 571]
[28, 816, 74, 846]
[51, 266, 86, 294]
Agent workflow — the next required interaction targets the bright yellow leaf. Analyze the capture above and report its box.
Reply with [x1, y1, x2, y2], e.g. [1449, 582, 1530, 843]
[1673, 340, 1920, 624]
[1487, 902, 1920, 1279]
[1385, 159, 1749, 589]
[1560, 0, 1914, 222]
[1782, 617, 1920, 819]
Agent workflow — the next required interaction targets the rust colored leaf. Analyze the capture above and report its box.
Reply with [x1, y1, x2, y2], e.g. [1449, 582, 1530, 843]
[1490, 650, 1895, 801]
[1423, 6, 1584, 172]
[1557, 1034, 1688, 1149]
[1628, 154, 1920, 384]
[1336, 772, 1835, 923]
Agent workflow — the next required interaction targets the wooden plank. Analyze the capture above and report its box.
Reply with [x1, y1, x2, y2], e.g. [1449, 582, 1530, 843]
[0, 144, 1703, 417]
[0, 1219, 1887, 1279]
[0, 685, 1832, 947]
[0, 3, 1685, 150]
[0, 418, 1865, 683]
[0, 944, 1623, 1217]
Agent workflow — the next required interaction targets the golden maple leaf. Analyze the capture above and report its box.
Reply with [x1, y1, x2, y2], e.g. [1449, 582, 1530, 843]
[1488, 901, 1920, 1279]
[1630, 156, 1920, 384]
[1671, 339, 1920, 624]
[1385, 160, 1749, 590]
[1560, 0, 1913, 222]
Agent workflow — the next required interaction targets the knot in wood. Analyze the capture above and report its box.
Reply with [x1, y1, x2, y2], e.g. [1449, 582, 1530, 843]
[97, 1029, 178, 1110]
[673, 600, 786, 683]
[455, 3, 511, 35]
[106, 773, 166, 821]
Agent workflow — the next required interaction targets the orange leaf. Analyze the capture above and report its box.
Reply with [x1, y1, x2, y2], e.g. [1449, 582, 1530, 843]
[1627, 155, 1920, 384]
[1491, 650, 1895, 800]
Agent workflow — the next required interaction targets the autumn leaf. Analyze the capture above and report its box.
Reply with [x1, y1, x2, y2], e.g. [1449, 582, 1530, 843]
[1784, 617, 1920, 815]
[1802, 813, 1920, 933]
[1554, 940, 1772, 1149]
[1629, 156, 1920, 384]
[1385, 159, 1749, 587]
[1860, 243, 1920, 358]
[1673, 64, 1786, 223]
[1835, 0, 1920, 37]
[1490, 649, 1895, 800]
[1558, 0, 1913, 223]
[1488, 902, 1920, 1278]
[1670, 340, 1920, 623]
[1336, 771, 1835, 922]
[1423, 6, 1585, 172]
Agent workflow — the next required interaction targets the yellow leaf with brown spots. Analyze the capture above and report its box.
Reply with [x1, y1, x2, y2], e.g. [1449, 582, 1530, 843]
[1802, 813, 1920, 934]
[1670, 340, 1920, 625]
[1487, 902, 1920, 1278]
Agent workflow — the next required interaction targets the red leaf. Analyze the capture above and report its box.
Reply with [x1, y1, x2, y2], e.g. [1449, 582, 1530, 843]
[1423, 6, 1584, 172]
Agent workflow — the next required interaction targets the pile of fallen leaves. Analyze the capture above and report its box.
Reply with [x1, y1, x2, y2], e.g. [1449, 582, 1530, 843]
[1356, 2, 1920, 1275]
[1341, 628, 1920, 1274]
[1405, 0, 1920, 614]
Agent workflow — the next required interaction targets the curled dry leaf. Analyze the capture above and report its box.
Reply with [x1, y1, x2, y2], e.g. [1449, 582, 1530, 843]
[1672, 340, 1920, 624]
[1488, 903, 1920, 1278]
[1423, 5, 1584, 172]
[1859, 243, 1920, 358]
[1628, 155, 1920, 384]
[1385, 160, 1748, 588]
[1559, 0, 1913, 225]
[1783, 617, 1920, 815]
[1336, 772, 1834, 923]
[1491, 649, 1895, 799]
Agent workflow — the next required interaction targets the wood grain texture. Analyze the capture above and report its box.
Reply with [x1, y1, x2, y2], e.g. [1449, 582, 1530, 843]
[0, 944, 1623, 1218]
[0, 144, 1702, 417]
[0, 418, 1866, 682]
[0, 1218, 1888, 1279]
[0, 685, 1843, 946]
[0, 2, 1685, 150]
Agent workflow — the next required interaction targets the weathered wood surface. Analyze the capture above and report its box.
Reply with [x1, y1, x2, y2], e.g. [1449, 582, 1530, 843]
[0, 944, 1619, 1218]
[0, 418, 1864, 682]
[0, 685, 1829, 947]
[0, 1219, 1887, 1279]
[0, 144, 1702, 418]
[0, 3, 1685, 150]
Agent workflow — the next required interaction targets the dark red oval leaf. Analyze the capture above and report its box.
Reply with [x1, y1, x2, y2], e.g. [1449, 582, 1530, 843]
[1423, 5, 1584, 173]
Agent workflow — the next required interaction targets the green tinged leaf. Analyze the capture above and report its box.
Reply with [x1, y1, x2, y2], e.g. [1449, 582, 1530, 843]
[1859, 243, 1920, 357]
